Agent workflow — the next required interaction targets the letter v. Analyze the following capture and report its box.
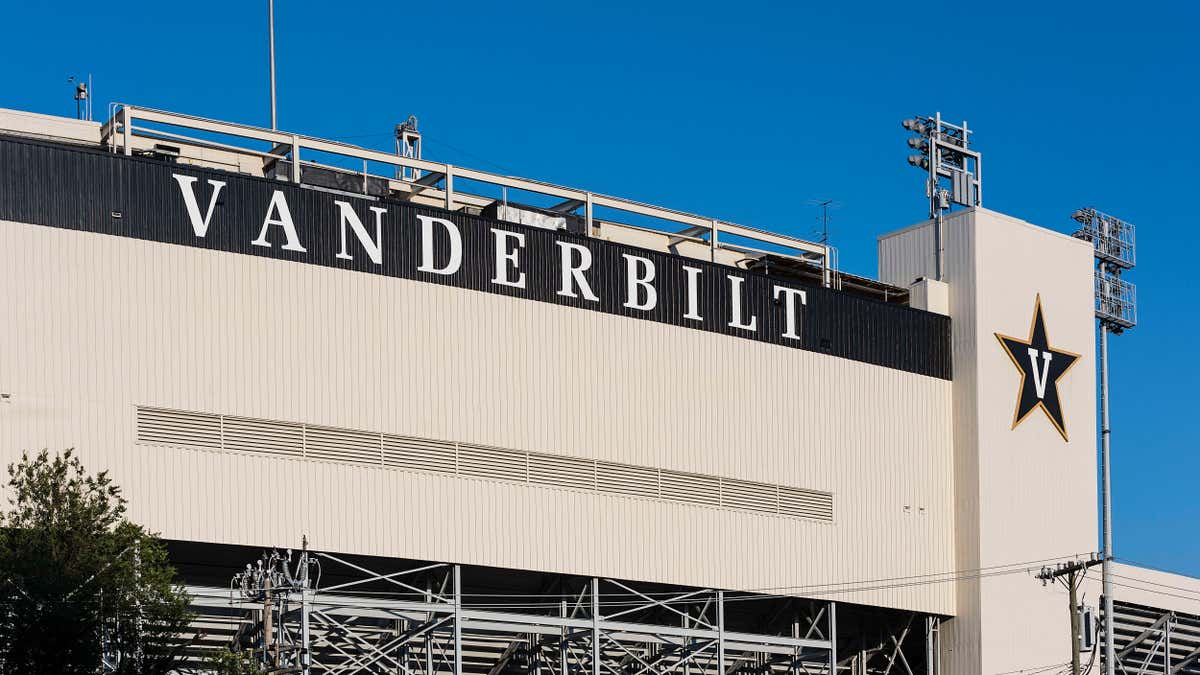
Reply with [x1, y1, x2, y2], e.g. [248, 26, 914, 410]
[1026, 347, 1053, 399]
[173, 174, 226, 237]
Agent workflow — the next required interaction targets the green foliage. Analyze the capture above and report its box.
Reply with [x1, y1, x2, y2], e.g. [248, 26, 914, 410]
[0, 449, 193, 675]
[205, 648, 266, 675]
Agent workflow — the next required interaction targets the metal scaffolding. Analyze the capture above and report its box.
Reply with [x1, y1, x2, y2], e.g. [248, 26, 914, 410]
[175, 546, 867, 675]
[1107, 601, 1200, 675]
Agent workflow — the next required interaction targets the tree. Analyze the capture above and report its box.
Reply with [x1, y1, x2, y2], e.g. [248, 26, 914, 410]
[205, 648, 266, 675]
[0, 449, 193, 675]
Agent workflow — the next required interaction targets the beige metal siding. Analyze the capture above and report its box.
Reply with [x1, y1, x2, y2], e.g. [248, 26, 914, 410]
[880, 209, 1099, 675]
[0, 219, 955, 614]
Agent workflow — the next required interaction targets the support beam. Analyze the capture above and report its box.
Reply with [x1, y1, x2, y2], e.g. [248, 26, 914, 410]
[549, 198, 586, 213]
[1115, 612, 1172, 662]
[1171, 645, 1200, 675]
[454, 565, 463, 675]
[717, 591, 726, 675]
[591, 578, 601, 675]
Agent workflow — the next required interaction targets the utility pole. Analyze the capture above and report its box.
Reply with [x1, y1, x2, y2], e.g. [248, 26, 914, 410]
[264, 572, 275, 666]
[1037, 558, 1102, 675]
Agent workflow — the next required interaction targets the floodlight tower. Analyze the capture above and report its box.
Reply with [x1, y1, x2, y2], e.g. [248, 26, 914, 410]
[1071, 207, 1137, 675]
[901, 113, 983, 280]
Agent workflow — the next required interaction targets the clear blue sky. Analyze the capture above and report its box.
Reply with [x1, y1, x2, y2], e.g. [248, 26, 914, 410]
[2, 1, 1196, 576]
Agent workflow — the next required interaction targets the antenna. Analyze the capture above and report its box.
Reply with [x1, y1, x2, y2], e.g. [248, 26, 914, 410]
[815, 199, 833, 247]
[68, 75, 92, 121]
[901, 112, 983, 280]
[268, 0, 277, 129]
[808, 199, 838, 289]
[395, 115, 422, 182]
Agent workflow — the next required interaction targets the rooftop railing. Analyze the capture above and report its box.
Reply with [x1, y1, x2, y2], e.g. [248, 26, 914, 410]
[100, 104, 828, 269]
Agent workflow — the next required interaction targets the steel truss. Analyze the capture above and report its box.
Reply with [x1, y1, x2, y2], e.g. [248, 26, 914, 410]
[1108, 601, 1200, 675]
[180, 548, 843, 675]
[833, 614, 938, 675]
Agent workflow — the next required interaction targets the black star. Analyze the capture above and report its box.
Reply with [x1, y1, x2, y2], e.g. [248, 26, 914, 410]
[995, 295, 1081, 441]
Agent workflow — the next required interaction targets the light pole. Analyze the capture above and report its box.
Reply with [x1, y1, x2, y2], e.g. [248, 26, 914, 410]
[901, 113, 983, 281]
[1070, 207, 1137, 675]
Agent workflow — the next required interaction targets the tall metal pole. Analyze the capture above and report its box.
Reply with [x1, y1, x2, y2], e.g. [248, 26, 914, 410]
[930, 113, 943, 281]
[268, 0, 277, 130]
[1069, 570, 1081, 675]
[300, 542, 311, 675]
[1100, 322, 1115, 675]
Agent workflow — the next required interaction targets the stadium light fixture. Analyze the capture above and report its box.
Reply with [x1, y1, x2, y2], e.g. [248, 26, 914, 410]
[900, 112, 983, 280]
[1071, 208, 1137, 675]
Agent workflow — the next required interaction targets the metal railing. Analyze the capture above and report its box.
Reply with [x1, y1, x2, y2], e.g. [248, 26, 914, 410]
[100, 104, 827, 266]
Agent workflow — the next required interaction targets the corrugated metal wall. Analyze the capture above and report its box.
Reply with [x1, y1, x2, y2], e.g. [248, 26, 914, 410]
[881, 210, 1100, 674]
[0, 175, 957, 616]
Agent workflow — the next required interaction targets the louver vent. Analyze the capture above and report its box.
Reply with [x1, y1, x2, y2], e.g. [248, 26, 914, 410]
[458, 445, 526, 482]
[661, 470, 721, 506]
[720, 478, 779, 514]
[305, 425, 381, 466]
[136, 407, 222, 449]
[778, 488, 835, 521]
[528, 453, 595, 491]
[221, 416, 304, 458]
[596, 462, 659, 499]
[135, 406, 833, 522]
[383, 435, 456, 475]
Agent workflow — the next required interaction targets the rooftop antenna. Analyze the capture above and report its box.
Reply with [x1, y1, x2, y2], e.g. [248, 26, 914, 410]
[395, 115, 422, 182]
[900, 112, 982, 280]
[810, 199, 836, 288]
[68, 75, 92, 121]
[812, 199, 834, 247]
[1071, 207, 1137, 675]
[268, 0, 277, 129]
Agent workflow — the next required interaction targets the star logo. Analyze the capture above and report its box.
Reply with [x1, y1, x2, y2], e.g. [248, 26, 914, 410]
[995, 295, 1081, 441]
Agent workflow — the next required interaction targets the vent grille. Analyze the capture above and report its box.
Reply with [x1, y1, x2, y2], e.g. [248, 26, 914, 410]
[383, 435, 456, 475]
[720, 478, 780, 515]
[661, 470, 721, 506]
[136, 407, 222, 449]
[305, 425, 381, 466]
[529, 452, 595, 491]
[458, 445, 526, 482]
[135, 406, 833, 522]
[596, 462, 660, 499]
[778, 488, 835, 521]
[221, 416, 304, 458]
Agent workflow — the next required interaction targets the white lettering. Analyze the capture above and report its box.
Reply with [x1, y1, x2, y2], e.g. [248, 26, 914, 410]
[252, 190, 307, 252]
[1027, 348, 1053, 399]
[556, 242, 599, 301]
[416, 215, 463, 275]
[773, 286, 808, 340]
[727, 275, 758, 332]
[172, 174, 225, 237]
[682, 266, 703, 321]
[334, 201, 386, 265]
[622, 254, 657, 311]
[491, 228, 526, 288]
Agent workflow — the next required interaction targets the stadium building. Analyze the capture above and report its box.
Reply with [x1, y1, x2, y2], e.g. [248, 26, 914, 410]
[0, 104, 1197, 675]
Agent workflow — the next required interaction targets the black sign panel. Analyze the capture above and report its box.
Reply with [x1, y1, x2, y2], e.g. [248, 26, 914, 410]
[0, 135, 951, 379]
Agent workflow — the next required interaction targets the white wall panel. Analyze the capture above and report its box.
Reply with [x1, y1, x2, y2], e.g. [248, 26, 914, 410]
[0, 218, 954, 614]
[881, 208, 1099, 675]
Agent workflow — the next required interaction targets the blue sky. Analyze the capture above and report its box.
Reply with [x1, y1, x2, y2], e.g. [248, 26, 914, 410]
[1, 1, 1196, 576]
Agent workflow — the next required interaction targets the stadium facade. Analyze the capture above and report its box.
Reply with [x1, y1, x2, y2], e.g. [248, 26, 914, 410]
[0, 105, 1196, 675]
